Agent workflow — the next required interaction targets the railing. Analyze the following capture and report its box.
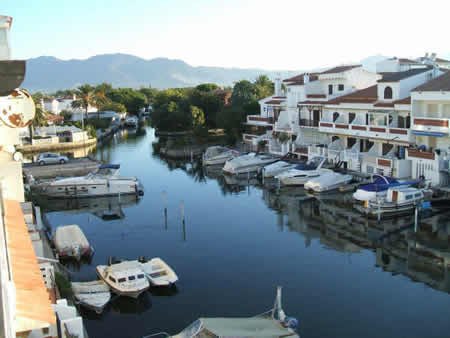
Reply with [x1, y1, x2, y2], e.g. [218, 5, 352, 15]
[318, 122, 411, 141]
[299, 119, 319, 127]
[247, 115, 274, 124]
[406, 148, 436, 160]
[412, 117, 450, 135]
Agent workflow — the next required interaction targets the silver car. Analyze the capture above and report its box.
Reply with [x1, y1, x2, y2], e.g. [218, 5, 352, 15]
[37, 153, 69, 165]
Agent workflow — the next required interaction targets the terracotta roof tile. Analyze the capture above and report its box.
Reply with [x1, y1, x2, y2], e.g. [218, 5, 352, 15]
[265, 99, 284, 105]
[378, 67, 431, 82]
[320, 64, 361, 75]
[413, 71, 450, 92]
[394, 96, 411, 105]
[4, 200, 56, 333]
[307, 94, 326, 99]
[327, 85, 378, 105]
[298, 100, 329, 105]
[283, 73, 319, 85]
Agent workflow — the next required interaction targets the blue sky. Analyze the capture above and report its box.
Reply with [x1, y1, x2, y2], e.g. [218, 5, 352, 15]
[3, 0, 449, 70]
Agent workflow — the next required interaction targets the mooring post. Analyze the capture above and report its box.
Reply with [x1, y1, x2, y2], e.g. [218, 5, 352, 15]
[162, 191, 168, 230]
[180, 200, 186, 241]
[377, 200, 381, 223]
[261, 168, 265, 185]
[414, 203, 419, 233]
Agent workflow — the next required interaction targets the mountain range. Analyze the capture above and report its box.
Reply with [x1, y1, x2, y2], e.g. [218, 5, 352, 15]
[23, 54, 299, 92]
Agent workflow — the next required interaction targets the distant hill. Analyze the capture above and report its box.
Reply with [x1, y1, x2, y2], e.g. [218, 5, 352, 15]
[23, 54, 298, 92]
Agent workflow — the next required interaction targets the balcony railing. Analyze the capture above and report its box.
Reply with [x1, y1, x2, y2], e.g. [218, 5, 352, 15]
[412, 117, 450, 135]
[299, 119, 319, 127]
[247, 115, 274, 123]
[318, 122, 411, 142]
[406, 148, 436, 160]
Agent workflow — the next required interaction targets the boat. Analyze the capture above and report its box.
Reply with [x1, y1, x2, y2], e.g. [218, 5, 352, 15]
[96, 260, 150, 298]
[275, 156, 329, 186]
[223, 153, 278, 175]
[304, 171, 353, 192]
[139, 257, 178, 287]
[353, 175, 416, 203]
[259, 153, 301, 178]
[143, 286, 299, 338]
[71, 280, 111, 313]
[54, 224, 93, 260]
[30, 164, 144, 198]
[202, 146, 239, 166]
[124, 115, 138, 128]
[355, 186, 426, 217]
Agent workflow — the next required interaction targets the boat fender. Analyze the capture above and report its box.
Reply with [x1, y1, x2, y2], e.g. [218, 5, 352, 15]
[421, 201, 431, 209]
[283, 317, 299, 330]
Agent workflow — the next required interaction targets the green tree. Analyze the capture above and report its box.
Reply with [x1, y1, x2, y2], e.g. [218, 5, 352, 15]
[195, 83, 219, 92]
[139, 87, 158, 103]
[72, 84, 108, 129]
[254, 75, 274, 99]
[190, 105, 205, 127]
[107, 88, 147, 113]
[231, 80, 256, 108]
[99, 102, 127, 113]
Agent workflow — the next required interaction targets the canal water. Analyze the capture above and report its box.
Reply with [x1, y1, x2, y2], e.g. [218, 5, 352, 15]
[42, 126, 450, 338]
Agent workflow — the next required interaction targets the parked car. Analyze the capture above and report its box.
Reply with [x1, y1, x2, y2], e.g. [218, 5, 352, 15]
[37, 153, 69, 165]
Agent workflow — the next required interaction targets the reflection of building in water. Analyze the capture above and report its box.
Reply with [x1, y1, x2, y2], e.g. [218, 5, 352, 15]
[263, 188, 450, 294]
[36, 195, 139, 220]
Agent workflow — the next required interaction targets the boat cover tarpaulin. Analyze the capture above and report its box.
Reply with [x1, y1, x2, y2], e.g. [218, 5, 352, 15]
[99, 164, 120, 169]
[200, 317, 294, 337]
[54, 224, 90, 252]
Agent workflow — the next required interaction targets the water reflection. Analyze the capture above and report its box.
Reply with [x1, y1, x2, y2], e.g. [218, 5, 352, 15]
[110, 293, 152, 314]
[35, 194, 139, 220]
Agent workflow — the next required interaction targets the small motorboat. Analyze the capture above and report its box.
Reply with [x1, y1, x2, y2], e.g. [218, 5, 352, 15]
[353, 175, 416, 203]
[31, 164, 144, 198]
[223, 153, 278, 175]
[143, 286, 299, 338]
[202, 146, 239, 165]
[275, 156, 329, 186]
[259, 153, 301, 178]
[54, 224, 93, 261]
[71, 280, 111, 313]
[304, 171, 353, 192]
[139, 257, 178, 287]
[96, 261, 150, 298]
[355, 186, 426, 217]
[124, 115, 138, 128]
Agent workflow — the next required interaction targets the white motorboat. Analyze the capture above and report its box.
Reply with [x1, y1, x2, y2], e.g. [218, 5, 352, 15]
[31, 164, 144, 198]
[275, 156, 329, 186]
[355, 186, 426, 217]
[54, 224, 93, 260]
[71, 280, 111, 313]
[352, 175, 417, 203]
[124, 115, 138, 128]
[304, 171, 353, 193]
[143, 287, 299, 338]
[202, 146, 239, 166]
[96, 261, 150, 298]
[223, 153, 278, 175]
[259, 153, 301, 178]
[139, 257, 178, 286]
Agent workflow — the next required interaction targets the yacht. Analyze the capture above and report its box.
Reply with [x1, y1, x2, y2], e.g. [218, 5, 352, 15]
[96, 261, 150, 298]
[223, 153, 278, 175]
[275, 157, 329, 186]
[304, 171, 353, 193]
[202, 146, 239, 165]
[143, 287, 299, 338]
[30, 164, 144, 198]
[353, 175, 416, 203]
[355, 186, 426, 217]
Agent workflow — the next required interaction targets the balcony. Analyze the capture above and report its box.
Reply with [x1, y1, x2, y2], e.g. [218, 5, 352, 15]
[318, 121, 411, 142]
[246, 115, 274, 126]
[412, 117, 450, 136]
[406, 148, 436, 161]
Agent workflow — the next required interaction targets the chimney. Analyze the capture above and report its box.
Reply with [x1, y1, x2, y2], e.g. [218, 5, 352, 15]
[274, 77, 282, 96]
[0, 15, 12, 60]
[303, 73, 310, 84]
[430, 53, 437, 61]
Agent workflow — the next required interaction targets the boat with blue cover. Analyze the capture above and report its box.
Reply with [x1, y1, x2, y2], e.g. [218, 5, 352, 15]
[353, 175, 418, 203]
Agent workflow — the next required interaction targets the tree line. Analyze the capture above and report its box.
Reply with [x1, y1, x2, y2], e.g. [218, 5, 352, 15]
[31, 75, 274, 143]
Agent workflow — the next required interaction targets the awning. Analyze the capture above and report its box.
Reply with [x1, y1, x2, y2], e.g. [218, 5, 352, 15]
[412, 130, 447, 137]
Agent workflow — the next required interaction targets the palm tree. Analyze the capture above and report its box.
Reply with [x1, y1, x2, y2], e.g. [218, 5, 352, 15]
[71, 84, 108, 129]
[71, 85, 107, 155]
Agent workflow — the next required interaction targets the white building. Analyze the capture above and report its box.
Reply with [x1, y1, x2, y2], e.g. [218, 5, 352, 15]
[43, 95, 98, 116]
[408, 71, 450, 186]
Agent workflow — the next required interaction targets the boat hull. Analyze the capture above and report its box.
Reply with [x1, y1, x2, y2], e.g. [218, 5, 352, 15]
[96, 266, 149, 299]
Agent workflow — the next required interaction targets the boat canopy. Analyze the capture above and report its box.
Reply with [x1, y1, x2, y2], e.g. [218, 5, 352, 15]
[198, 317, 294, 337]
[99, 164, 120, 170]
